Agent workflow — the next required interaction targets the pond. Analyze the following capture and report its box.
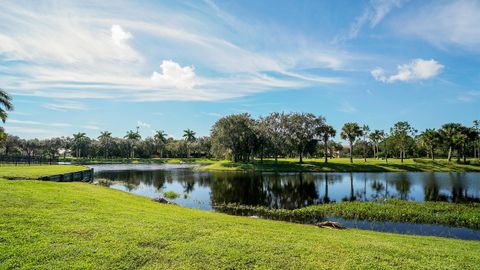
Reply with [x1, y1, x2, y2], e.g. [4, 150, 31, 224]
[91, 164, 480, 211]
[91, 164, 480, 240]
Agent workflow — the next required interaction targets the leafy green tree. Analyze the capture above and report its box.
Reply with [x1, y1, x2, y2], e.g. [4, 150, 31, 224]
[369, 130, 384, 159]
[340, 122, 363, 163]
[98, 131, 112, 158]
[154, 130, 168, 158]
[183, 129, 196, 158]
[420, 129, 440, 160]
[284, 113, 324, 163]
[124, 130, 141, 158]
[316, 124, 336, 163]
[210, 113, 256, 162]
[439, 123, 463, 162]
[390, 121, 416, 163]
[261, 112, 287, 163]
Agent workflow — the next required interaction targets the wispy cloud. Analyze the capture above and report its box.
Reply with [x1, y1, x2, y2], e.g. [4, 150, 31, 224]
[395, 0, 480, 52]
[0, 1, 345, 103]
[338, 0, 406, 41]
[371, 59, 443, 83]
[8, 119, 72, 127]
[457, 90, 480, 103]
[42, 101, 88, 111]
[137, 121, 151, 129]
[339, 102, 357, 113]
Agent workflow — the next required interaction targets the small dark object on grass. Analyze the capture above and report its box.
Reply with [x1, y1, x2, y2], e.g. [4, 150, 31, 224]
[153, 197, 177, 205]
[316, 221, 346, 230]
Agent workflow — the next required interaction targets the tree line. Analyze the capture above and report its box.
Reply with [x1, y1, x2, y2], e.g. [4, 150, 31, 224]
[0, 88, 479, 163]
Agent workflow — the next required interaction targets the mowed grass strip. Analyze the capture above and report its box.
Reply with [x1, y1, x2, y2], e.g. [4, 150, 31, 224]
[199, 158, 480, 172]
[1, 179, 479, 269]
[0, 165, 88, 179]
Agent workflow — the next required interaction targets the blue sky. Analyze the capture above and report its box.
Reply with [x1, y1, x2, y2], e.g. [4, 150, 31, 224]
[1, 0, 479, 140]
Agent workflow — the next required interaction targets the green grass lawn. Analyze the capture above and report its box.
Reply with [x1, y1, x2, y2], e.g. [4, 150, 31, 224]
[215, 199, 480, 229]
[0, 165, 88, 179]
[199, 158, 480, 172]
[1, 178, 480, 269]
[64, 157, 217, 165]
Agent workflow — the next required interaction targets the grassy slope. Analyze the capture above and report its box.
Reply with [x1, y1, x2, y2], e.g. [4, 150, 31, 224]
[0, 165, 88, 179]
[199, 158, 480, 172]
[215, 199, 480, 229]
[1, 179, 480, 269]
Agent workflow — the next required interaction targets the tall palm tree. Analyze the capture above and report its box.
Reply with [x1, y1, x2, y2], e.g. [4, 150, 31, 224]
[154, 130, 168, 158]
[124, 130, 141, 158]
[340, 122, 363, 163]
[474, 120, 480, 159]
[439, 123, 463, 162]
[0, 88, 13, 140]
[369, 130, 384, 159]
[72, 132, 87, 158]
[420, 129, 440, 160]
[316, 124, 336, 163]
[361, 125, 370, 162]
[98, 131, 112, 159]
[0, 88, 13, 124]
[183, 129, 196, 158]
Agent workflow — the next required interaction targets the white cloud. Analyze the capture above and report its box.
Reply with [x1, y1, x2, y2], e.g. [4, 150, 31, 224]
[42, 101, 88, 111]
[151, 60, 196, 90]
[340, 0, 405, 41]
[0, 1, 344, 102]
[111, 24, 132, 46]
[457, 90, 480, 103]
[80, 125, 100, 130]
[8, 119, 72, 127]
[371, 59, 443, 83]
[136, 121, 151, 129]
[396, 0, 480, 52]
[339, 102, 357, 113]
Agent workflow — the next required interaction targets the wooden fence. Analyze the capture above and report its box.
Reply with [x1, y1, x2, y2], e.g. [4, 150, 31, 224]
[38, 168, 94, 182]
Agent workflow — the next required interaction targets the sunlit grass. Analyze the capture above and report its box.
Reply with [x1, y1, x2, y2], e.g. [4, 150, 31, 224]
[0, 164, 88, 179]
[1, 179, 480, 269]
[198, 158, 480, 172]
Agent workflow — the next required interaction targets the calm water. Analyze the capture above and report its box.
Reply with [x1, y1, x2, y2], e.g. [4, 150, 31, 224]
[91, 164, 480, 210]
[91, 164, 480, 240]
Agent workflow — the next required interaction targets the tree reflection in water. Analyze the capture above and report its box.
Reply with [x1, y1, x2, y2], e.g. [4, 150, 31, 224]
[94, 167, 480, 209]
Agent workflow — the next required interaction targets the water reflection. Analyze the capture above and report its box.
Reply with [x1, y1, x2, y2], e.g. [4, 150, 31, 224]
[91, 164, 480, 210]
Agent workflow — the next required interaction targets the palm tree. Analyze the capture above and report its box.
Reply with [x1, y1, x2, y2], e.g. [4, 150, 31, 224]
[316, 124, 336, 163]
[420, 129, 440, 160]
[474, 120, 480, 159]
[183, 129, 196, 158]
[361, 125, 370, 162]
[439, 123, 463, 162]
[124, 130, 141, 158]
[0, 88, 13, 141]
[340, 122, 363, 163]
[72, 132, 87, 158]
[0, 88, 13, 124]
[98, 131, 112, 159]
[154, 130, 168, 158]
[369, 130, 384, 159]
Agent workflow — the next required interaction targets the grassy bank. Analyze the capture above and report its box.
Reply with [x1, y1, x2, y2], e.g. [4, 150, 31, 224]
[1, 179, 480, 269]
[0, 164, 88, 179]
[198, 158, 480, 172]
[64, 157, 217, 165]
[215, 199, 480, 230]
